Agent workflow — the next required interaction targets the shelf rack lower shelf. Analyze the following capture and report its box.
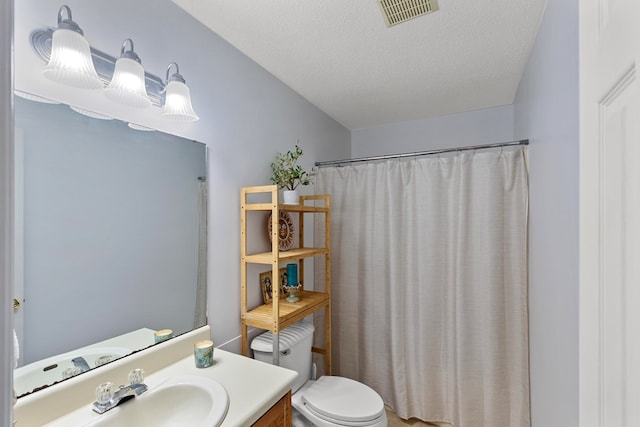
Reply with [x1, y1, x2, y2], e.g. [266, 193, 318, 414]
[243, 290, 330, 333]
[244, 247, 329, 264]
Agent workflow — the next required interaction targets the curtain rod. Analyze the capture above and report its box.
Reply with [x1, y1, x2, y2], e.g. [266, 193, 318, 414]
[314, 139, 529, 168]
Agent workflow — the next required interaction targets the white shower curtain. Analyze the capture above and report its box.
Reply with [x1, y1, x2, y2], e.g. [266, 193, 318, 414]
[314, 149, 529, 426]
[193, 179, 208, 328]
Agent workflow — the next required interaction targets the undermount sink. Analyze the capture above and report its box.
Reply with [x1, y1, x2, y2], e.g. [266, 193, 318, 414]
[82, 375, 229, 427]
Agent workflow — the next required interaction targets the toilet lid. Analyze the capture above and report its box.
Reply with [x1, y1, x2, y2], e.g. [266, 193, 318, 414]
[301, 376, 384, 423]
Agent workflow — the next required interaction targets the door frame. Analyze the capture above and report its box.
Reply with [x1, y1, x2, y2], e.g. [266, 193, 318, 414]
[579, 0, 639, 425]
[1, 0, 15, 425]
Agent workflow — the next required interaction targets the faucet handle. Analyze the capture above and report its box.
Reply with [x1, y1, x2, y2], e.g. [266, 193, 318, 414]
[128, 368, 145, 385]
[94, 355, 113, 367]
[62, 366, 83, 379]
[95, 382, 115, 405]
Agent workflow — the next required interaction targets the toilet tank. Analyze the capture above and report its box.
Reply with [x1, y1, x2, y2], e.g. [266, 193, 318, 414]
[251, 322, 315, 393]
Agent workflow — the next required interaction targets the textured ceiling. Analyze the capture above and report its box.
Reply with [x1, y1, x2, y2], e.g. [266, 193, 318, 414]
[172, 0, 547, 130]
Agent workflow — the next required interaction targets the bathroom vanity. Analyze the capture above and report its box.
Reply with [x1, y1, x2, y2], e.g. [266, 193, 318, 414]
[13, 326, 298, 427]
[14, 328, 155, 397]
[252, 391, 292, 427]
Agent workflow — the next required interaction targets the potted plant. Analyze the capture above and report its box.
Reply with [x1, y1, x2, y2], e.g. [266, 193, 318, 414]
[270, 144, 315, 204]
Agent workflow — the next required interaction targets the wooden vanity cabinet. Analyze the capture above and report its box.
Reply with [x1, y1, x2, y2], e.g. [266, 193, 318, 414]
[252, 390, 292, 427]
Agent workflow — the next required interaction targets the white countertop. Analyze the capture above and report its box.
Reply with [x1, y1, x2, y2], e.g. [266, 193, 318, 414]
[14, 328, 156, 397]
[15, 326, 298, 427]
[149, 349, 298, 426]
[42, 349, 297, 427]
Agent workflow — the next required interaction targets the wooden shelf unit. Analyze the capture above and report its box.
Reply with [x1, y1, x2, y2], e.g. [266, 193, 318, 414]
[240, 185, 331, 374]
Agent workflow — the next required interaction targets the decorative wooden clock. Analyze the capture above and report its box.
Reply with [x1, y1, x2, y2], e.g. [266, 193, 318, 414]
[267, 210, 295, 251]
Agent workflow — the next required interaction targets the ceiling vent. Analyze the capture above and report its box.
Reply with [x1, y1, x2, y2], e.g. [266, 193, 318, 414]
[378, 0, 438, 27]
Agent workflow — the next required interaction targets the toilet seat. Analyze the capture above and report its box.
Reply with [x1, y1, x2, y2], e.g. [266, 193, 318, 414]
[294, 376, 386, 427]
[302, 405, 386, 427]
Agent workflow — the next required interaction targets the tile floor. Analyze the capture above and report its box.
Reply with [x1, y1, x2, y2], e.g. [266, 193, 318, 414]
[385, 408, 452, 427]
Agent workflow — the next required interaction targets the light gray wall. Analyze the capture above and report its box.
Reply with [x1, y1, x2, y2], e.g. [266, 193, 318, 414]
[513, 0, 579, 426]
[14, 0, 350, 354]
[351, 105, 514, 158]
[15, 97, 206, 363]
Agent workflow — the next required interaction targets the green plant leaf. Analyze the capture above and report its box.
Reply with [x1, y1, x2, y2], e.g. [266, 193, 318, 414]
[269, 144, 316, 190]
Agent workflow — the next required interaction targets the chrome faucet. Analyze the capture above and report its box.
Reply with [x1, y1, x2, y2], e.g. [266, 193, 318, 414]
[92, 369, 147, 414]
[71, 356, 91, 372]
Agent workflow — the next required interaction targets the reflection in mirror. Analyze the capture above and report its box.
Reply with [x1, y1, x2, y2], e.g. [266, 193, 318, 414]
[13, 95, 207, 397]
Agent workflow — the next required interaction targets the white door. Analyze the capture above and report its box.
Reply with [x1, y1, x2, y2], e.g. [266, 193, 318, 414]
[580, 1, 640, 426]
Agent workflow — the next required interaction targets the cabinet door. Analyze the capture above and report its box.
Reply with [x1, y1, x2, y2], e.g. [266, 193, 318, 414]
[252, 391, 292, 427]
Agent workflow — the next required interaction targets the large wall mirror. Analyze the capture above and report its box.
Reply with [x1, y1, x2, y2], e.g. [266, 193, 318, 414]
[13, 94, 207, 397]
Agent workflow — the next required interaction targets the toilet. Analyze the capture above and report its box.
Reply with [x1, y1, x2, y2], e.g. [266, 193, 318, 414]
[251, 322, 387, 427]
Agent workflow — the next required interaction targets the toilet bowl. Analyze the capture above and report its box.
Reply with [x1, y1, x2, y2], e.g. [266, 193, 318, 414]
[251, 322, 387, 427]
[292, 376, 387, 427]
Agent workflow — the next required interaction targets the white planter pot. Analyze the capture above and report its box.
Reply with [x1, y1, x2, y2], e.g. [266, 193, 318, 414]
[283, 190, 299, 204]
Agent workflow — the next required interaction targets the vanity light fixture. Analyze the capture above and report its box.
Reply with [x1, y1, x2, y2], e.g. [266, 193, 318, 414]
[42, 5, 103, 89]
[69, 105, 114, 120]
[31, 4, 200, 121]
[14, 89, 60, 104]
[105, 39, 152, 108]
[161, 63, 199, 122]
[127, 122, 155, 131]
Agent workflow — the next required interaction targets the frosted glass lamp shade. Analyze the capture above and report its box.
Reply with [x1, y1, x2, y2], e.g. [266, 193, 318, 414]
[161, 80, 199, 122]
[69, 105, 113, 120]
[42, 28, 103, 89]
[105, 57, 151, 108]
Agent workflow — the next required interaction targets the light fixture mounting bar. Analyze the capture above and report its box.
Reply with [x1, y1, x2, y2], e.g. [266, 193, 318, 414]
[30, 28, 165, 107]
